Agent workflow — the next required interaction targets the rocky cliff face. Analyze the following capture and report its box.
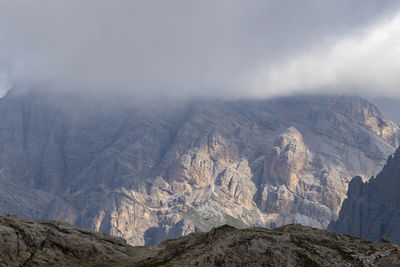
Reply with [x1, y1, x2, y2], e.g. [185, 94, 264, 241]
[2, 215, 400, 267]
[329, 146, 400, 242]
[0, 89, 398, 245]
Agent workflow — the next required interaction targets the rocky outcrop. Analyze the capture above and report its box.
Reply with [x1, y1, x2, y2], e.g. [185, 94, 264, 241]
[0, 90, 399, 245]
[138, 224, 400, 267]
[2, 215, 400, 266]
[264, 127, 309, 190]
[329, 147, 400, 242]
[0, 215, 132, 266]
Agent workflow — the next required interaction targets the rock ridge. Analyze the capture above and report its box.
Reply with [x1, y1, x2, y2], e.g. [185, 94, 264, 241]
[1, 215, 400, 266]
[329, 146, 400, 242]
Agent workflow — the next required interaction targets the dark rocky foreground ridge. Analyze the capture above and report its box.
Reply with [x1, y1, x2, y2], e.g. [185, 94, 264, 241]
[1, 215, 400, 266]
[0, 89, 399, 245]
[330, 146, 400, 243]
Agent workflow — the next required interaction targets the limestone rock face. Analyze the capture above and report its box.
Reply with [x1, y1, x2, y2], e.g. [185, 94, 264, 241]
[0, 90, 399, 245]
[264, 127, 309, 189]
[330, 147, 400, 242]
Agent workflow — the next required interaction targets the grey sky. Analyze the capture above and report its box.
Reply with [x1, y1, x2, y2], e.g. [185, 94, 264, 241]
[0, 0, 399, 100]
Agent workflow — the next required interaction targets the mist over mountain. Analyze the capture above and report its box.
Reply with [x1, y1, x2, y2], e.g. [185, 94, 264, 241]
[368, 97, 400, 125]
[0, 88, 397, 245]
[1, 1, 400, 101]
[1, 2, 400, 263]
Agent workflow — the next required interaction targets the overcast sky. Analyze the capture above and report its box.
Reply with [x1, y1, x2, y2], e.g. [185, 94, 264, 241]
[0, 0, 400, 102]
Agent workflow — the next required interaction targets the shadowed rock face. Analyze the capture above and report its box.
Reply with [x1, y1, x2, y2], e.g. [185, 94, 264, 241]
[0, 215, 132, 266]
[1, 215, 400, 267]
[0, 89, 399, 245]
[330, 147, 400, 243]
[139, 224, 400, 267]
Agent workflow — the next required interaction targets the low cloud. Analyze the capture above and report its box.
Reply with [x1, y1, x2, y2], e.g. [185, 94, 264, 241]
[250, 10, 400, 98]
[0, 0, 399, 100]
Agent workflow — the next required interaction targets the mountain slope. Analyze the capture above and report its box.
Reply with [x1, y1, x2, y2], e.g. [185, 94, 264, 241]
[138, 224, 400, 267]
[0, 89, 399, 245]
[1, 215, 400, 267]
[0, 215, 133, 266]
[329, 146, 400, 242]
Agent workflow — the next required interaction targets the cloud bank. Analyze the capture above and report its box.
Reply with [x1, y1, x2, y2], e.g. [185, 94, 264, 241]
[0, 0, 399, 99]
[251, 9, 400, 98]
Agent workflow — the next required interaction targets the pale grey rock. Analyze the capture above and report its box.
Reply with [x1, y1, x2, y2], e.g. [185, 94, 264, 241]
[0, 169, 51, 219]
[0, 90, 398, 245]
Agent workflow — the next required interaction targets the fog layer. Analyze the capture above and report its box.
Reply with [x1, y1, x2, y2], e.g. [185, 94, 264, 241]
[0, 0, 399, 99]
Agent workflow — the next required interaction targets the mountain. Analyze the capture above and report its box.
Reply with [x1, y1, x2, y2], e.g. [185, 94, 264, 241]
[368, 97, 400, 125]
[329, 146, 400, 242]
[0, 89, 399, 245]
[1, 215, 400, 266]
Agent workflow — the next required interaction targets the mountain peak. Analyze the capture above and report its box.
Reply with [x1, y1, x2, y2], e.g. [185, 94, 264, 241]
[330, 145, 400, 242]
